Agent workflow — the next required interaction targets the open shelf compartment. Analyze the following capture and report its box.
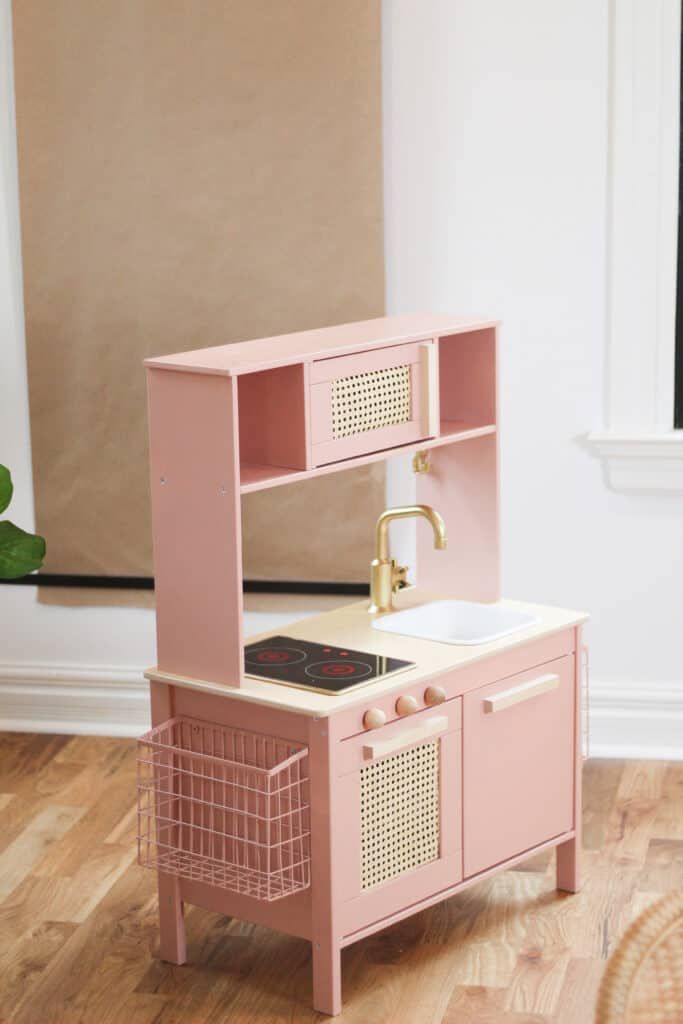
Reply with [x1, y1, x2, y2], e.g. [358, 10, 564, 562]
[239, 326, 497, 492]
[240, 419, 496, 493]
[438, 327, 497, 427]
[237, 364, 309, 485]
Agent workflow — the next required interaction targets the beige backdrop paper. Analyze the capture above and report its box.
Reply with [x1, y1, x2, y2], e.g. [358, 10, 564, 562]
[12, 0, 384, 593]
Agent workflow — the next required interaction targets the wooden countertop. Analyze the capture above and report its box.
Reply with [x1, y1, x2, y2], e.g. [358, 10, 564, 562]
[145, 589, 588, 717]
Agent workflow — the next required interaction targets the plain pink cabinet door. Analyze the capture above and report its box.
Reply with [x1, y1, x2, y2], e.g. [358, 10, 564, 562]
[462, 655, 575, 878]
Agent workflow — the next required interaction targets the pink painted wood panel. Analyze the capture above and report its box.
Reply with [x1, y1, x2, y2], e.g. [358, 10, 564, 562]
[416, 324, 499, 600]
[179, 877, 312, 940]
[310, 341, 426, 384]
[340, 852, 462, 938]
[150, 680, 177, 726]
[439, 327, 497, 425]
[416, 432, 500, 601]
[172, 685, 310, 745]
[331, 629, 575, 741]
[556, 625, 583, 893]
[340, 828, 575, 948]
[146, 369, 244, 686]
[312, 419, 424, 467]
[308, 714, 342, 1015]
[145, 312, 499, 377]
[302, 360, 313, 468]
[237, 364, 308, 470]
[337, 698, 461, 774]
[149, 682, 187, 965]
[463, 654, 575, 878]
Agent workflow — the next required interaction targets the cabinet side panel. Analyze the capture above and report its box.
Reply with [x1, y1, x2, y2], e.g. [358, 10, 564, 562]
[147, 368, 243, 685]
[172, 688, 309, 744]
[416, 433, 500, 600]
[556, 624, 584, 892]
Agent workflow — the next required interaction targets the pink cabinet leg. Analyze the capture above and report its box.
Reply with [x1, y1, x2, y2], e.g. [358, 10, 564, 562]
[158, 871, 186, 964]
[556, 836, 581, 893]
[312, 940, 341, 1016]
[557, 629, 584, 895]
[309, 717, 342, 1015]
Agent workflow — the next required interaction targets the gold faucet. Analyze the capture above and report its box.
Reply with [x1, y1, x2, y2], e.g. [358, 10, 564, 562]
[368, 505, 447, 614]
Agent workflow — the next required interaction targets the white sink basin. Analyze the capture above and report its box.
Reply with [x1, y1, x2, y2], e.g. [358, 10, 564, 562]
[372, 600, 541, 646]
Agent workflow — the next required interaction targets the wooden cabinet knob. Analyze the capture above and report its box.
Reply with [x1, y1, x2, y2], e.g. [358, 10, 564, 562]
[363, 708, 387, 730]
[424, 685, 446, 706]
[395, 694, 419, 717]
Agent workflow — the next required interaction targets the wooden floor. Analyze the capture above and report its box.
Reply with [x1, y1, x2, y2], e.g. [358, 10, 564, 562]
[0, 734, 682, 1024]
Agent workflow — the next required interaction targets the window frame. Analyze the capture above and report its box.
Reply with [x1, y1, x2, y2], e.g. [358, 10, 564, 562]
[588, 0, 683, 490]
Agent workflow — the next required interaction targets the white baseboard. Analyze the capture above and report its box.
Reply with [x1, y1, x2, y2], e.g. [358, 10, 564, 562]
[589, 679, 683, 760]
[0, 665, 682, 759]
[0, 664, 150, 737]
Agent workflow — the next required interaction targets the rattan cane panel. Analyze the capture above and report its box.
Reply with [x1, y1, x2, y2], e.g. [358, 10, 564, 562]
[331, 365, 411, 439]
[360, 740, 440, 890]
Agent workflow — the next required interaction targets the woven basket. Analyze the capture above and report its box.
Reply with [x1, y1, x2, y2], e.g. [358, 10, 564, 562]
[596, 891, 683, 1024]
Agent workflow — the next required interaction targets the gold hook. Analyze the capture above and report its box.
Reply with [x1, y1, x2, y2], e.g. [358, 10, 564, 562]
[412, 450, 431, 474]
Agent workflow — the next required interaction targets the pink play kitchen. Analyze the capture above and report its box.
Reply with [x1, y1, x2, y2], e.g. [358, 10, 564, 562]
[137, 314, 587, 1016]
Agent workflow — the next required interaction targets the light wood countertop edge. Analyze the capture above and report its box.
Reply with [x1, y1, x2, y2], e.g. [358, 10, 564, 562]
[144, 592, 588, 718]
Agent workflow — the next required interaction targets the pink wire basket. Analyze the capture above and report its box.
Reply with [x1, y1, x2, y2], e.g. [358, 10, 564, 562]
[137, 716, 311, 902]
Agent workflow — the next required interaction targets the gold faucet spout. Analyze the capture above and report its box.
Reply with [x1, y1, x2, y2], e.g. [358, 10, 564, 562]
[375, 505, 447, 560]
[369, 505, 447, 614]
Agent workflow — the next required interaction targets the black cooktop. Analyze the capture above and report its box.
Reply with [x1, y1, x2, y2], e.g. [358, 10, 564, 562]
[244, 635, 415, 694]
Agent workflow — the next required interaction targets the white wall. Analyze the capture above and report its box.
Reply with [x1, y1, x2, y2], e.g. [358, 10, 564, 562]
[2, 0, 682, 751]
[383, 1, 683, 700]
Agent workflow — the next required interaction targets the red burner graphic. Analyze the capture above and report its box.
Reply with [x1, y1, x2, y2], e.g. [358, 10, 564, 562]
[321, 663, 355, 675]
[245, 646, 307, 667]
[305, 660, 373, 683]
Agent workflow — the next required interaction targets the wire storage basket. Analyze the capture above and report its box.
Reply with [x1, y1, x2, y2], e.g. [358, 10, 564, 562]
[137, 716, 310, 902]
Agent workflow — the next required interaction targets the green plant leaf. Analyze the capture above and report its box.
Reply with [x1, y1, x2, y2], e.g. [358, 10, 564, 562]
[0, 465, 13, 515]
[0, 520, 46, 579]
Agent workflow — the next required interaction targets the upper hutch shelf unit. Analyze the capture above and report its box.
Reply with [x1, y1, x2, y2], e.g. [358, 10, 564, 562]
[145, 313, 500, 687]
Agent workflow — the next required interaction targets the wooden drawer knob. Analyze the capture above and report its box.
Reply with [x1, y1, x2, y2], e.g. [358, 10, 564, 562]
[363, 708, 387, 730]
[395, 694, 419, 717]
[424, 685, 446, 706]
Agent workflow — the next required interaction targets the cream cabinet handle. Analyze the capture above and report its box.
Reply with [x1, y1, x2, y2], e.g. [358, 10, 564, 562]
[483, 673, 560, 713]
[420, 341, 439, 437]
[363, 715, 448, 761]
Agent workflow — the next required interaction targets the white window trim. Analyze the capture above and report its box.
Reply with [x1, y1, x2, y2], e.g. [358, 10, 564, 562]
[588, 0, 683, 490]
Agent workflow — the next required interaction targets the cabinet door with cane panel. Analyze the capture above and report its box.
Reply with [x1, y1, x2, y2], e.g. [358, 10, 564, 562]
[309, 341, 438, 466]
[335, 697, 462, 936]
